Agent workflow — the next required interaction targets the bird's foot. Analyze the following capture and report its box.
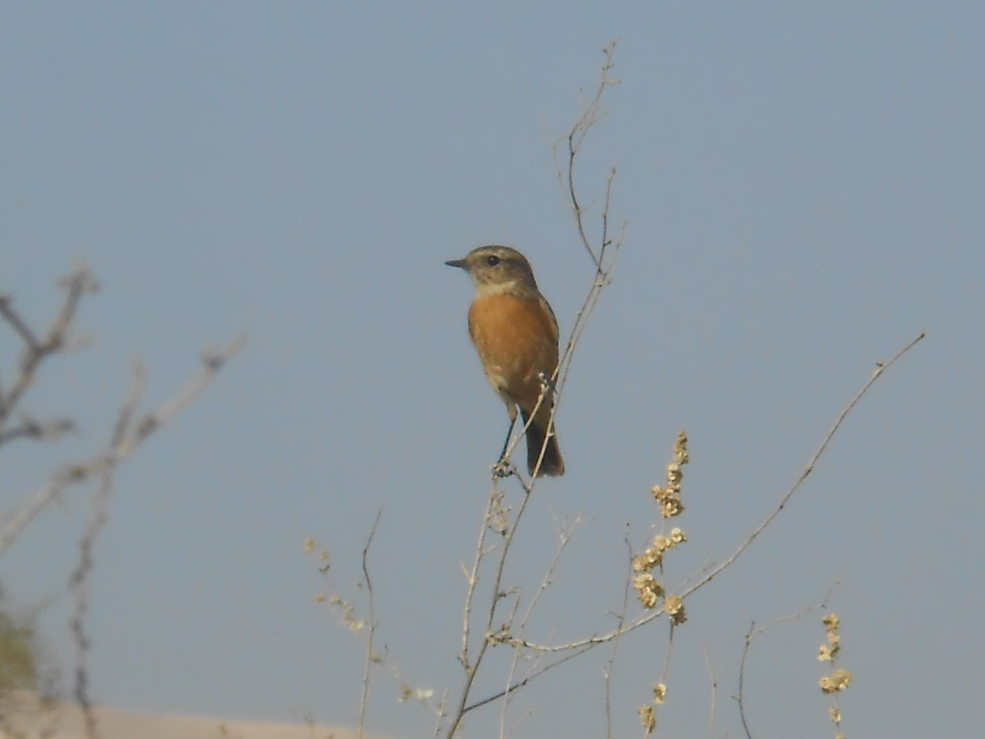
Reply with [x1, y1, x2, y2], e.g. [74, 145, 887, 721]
[492, 459, 515, 479]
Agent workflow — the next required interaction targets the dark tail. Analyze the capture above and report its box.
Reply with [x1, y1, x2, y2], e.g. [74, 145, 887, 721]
[521, 409, 564, 477]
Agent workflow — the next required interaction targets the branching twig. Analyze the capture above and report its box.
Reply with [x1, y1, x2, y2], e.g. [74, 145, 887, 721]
[0, 334, 246, 556]
[447, 42, 625, 736]
[0, 266, 98, 431]
[555, 41, 621, 271]
[446, 479, 537, 737]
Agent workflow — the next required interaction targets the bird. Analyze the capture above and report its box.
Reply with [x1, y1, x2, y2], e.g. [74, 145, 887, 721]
[446, 245, 565, 477]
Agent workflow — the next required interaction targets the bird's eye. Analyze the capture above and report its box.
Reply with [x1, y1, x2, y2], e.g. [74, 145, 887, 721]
[486, 255, 501, 266]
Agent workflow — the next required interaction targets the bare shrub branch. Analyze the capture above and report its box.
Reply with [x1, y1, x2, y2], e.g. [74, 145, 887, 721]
[441, 40, 627, 738]
[0, 265, 242, 739]
[0, 335, 245, 557]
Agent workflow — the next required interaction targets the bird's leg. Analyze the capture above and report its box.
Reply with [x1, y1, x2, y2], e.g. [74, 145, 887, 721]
[492, 415, 518, 478]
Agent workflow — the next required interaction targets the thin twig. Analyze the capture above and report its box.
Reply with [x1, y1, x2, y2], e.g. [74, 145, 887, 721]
[498, 513, 585, 733]
[506, 331, 925, 653]
[734, 582, 840, 739]
[702, 644, 725, 739]
[498, 592, 528, 739]
[736, 620, 756, 739]
[459, 484, 500, 670]
[358, 510, 382, 738]
[555, 41, 620, 270]
[604, 536, 634, 739]
[462, 644, 594, 714]
[681, 332, 927, 599]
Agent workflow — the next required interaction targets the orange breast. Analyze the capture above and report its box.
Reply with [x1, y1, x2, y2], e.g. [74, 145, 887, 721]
[468, 293, 559, 409]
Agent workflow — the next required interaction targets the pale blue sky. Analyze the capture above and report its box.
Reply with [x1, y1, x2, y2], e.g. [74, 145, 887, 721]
[2, 2, 982, 737]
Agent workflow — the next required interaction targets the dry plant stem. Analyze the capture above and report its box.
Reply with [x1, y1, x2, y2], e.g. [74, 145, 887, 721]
[734, 583, 840, 739]
[452, 474, 578, 733]
[509, 330, 925, 653]
[315, 549, 443, 722]
[432, 689, 449, 739]
[703, 644, 725, 739]
[459, 488, 500, 669]
[0, 334, 245, 557]
[448, 44, 625, 736]
[498, 596, 526, 739]
[358, 511, 382, 739]
[736, 621, 756, 739]
[498, 514, 585, 733]
[604, 539, 634, 739]
[447, 481, 537, 738]
[660, 623, 676, 689]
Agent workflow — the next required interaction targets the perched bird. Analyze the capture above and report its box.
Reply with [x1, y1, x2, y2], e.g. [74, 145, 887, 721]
[446, 245, 565, 477]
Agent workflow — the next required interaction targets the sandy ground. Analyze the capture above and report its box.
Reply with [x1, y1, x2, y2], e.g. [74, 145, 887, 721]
[2, 693, 390, 739]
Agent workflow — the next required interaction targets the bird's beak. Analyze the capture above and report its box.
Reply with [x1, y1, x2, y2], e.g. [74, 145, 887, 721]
[445, 258, 468, 270]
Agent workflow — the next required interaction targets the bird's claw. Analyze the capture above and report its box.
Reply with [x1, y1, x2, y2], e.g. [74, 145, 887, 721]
[492, 459, 515, 479]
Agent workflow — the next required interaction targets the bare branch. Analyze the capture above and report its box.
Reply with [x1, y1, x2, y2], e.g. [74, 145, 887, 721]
[506, 331, 925, 653]
[446, 479, 537, 738]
